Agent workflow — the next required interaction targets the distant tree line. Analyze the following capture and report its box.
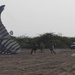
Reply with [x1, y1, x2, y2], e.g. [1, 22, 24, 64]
[12, 33, 75, 49]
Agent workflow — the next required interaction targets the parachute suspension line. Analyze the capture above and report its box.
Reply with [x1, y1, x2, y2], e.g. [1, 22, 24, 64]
[4, 9, 21, 27]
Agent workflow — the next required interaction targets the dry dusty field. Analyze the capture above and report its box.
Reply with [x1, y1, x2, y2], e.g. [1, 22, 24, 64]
[0, 49, 75, 75]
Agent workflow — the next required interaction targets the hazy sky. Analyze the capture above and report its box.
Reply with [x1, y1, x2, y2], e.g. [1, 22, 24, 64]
[0, 0, 75, 37]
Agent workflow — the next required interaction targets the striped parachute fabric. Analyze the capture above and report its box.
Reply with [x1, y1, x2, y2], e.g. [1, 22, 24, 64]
[0, 5, 21, 54]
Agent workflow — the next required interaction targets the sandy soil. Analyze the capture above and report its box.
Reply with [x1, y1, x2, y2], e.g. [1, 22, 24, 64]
[0, 49, 75, 75]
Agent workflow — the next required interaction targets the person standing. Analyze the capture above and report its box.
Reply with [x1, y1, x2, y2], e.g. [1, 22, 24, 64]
[40, 42, 45, 53]
[49, 41, 56, 54]
[31, 42, 38, 54]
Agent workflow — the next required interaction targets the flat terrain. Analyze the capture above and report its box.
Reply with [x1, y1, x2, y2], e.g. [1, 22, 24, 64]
[0, 49, 75, 75]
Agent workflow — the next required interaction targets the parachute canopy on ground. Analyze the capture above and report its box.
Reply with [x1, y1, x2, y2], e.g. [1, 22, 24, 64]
[0, 5, 21, 54]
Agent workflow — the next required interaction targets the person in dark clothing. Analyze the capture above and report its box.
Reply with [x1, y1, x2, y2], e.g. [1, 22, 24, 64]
[31, 42, 38, 54]
[50, 41, 56, 54]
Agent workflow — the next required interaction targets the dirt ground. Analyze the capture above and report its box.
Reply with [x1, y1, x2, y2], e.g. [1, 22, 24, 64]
[0, 49, 75, 75]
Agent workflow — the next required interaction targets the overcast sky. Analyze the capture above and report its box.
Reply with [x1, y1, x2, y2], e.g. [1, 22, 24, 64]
[0, 0, 75, 37]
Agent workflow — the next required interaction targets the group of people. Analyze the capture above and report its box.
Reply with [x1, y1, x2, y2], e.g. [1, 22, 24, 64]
[30, 41, 56, 54]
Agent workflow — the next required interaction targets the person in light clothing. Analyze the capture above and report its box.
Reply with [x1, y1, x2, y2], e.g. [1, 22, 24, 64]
[49, 41, 56, 54]
[40, 42, 45, 53]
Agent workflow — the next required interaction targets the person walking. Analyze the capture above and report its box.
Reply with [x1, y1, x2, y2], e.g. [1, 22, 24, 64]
[49, 41, 56, 54]
[31, 42, 38, 54]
